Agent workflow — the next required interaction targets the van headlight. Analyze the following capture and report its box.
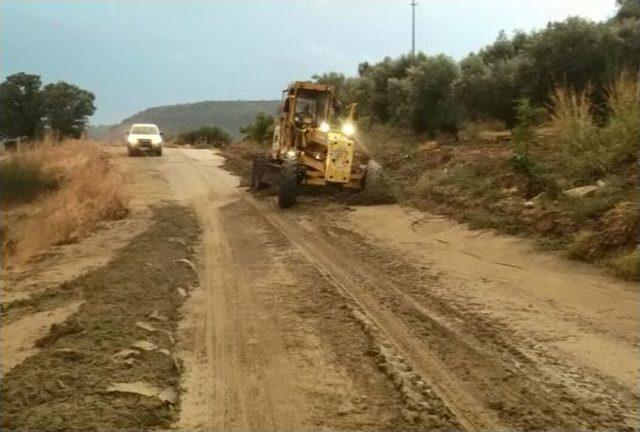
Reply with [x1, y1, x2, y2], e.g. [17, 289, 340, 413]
[342, 123, 356, 137]
[319, 122, 330, 133]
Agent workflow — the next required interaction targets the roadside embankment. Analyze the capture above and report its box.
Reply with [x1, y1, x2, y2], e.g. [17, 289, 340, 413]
[1, 140, 129, 267]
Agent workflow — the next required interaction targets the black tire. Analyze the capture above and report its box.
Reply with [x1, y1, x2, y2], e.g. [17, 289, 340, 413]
[278, 162, 299, 208]
[156, 147, 163, 156]
[128, 147, 135, 157]
[251, 154, 268, 190]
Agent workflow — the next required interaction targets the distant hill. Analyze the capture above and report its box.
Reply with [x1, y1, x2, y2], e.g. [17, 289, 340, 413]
[103, 100, 280, 141]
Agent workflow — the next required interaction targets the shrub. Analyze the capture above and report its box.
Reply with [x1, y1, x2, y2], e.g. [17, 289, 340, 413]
[176, 126, 231, 148]
[601, 72, 640, 166]
[549, 74, 640, 184]
[549, 87, 604, 182]
[240, 113, 274, 144]
[509, 98, 550, 197]
[0, 157, 57, 204]
[605, 250, 640, 281]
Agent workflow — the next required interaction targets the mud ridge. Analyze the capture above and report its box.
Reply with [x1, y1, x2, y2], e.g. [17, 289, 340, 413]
[351, 308, 461, 429]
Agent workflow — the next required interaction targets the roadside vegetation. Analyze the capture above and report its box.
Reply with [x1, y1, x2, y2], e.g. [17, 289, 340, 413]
[0, 73, 95, 140]
[175, 126, 231, 148]
[313, 1, 639, 138]
[360, 73, 638, 280]
[0, 157, 57, 204]
[239, 112, 274, 144]
[1, 139, 129, 266]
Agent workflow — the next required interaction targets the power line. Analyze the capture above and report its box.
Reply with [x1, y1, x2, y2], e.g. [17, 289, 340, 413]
[410, 0, 418, 56]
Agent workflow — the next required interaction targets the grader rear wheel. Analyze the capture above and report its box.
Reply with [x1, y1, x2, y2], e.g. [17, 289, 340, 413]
[278, 162, 300, 208]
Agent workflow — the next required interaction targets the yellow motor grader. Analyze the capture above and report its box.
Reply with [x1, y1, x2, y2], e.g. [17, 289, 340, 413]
[251, 81, 375, 208]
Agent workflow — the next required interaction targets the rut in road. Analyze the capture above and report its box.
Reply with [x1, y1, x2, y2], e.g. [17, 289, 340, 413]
[169, 149, 445, 431]
[259, 201, 637, 431]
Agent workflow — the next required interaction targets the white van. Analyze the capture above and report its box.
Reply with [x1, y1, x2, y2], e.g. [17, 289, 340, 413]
[126, 123, 163, 156]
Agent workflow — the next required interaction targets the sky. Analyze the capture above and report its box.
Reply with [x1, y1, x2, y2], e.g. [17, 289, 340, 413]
[1, 0, 618, 125]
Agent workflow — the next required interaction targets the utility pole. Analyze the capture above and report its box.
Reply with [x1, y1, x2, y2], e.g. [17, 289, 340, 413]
[410, 0, 417, 56]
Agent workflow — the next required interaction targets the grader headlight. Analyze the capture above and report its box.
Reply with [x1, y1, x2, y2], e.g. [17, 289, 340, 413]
[341, 122, 356, 137]
[285, 149, 298, 159]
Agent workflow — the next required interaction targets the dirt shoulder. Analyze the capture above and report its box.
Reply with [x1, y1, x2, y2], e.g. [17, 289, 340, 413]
[359, 126, 638, 281]
[1, 203, 200, 431]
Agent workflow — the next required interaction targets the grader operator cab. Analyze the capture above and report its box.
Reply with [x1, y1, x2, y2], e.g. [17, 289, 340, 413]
[251, 81, 373, 208]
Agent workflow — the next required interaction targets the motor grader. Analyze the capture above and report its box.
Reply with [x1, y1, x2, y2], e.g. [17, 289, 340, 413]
[251, 81, 373, 208]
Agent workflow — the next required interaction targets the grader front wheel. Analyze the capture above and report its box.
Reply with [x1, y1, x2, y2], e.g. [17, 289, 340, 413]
[278, 162, 299, 208]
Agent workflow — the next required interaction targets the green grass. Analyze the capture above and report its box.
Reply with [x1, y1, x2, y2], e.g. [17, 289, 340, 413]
[464, 209, 522, 234]
[560, 184, 625, 223]
[437, 165, 503, 202]
[0, 158, 57, 204]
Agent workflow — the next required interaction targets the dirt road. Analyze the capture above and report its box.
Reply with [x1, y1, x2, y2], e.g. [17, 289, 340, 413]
[109, 147, 636, 431]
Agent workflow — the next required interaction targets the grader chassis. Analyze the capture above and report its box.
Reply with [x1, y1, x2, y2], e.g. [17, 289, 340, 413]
[251, 81, 373, 208]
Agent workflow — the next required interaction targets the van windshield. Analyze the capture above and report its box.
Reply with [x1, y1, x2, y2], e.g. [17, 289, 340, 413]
[130, 126, 158, 134]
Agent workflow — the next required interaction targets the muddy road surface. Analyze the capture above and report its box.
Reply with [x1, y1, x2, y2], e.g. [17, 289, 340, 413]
[133, 148, 639, 431]
[3, 147, 638, 431]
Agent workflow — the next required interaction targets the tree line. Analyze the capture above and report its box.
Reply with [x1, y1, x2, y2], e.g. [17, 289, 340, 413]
[0, 73, 96, 140]
[315, 0, 640, 136]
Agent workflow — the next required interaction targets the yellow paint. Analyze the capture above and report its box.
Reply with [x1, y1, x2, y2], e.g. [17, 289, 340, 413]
[325, 133, 355, 183]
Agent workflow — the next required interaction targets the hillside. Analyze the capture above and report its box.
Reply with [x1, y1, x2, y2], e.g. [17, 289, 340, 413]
[107, 100, 280, 140]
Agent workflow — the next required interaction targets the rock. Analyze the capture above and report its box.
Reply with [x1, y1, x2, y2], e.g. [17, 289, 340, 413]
[175, 258, 196, 271]
[158, 387, 177, 404]
[164, 330, 175, 345]
[524, 201, 535, 208]
[401, 408, 420, 423]
[563, 185, 598, 198]
[177, 287, 187, 299]
[596, 179, 605, 188]
[113, 349, 139, 360]
[136, 321, 156, 332]
[106, 381, 177, 404]
[532, 192, 546, 202]
[168, 237, 187, 247]
[149, 310, 168, 322]
[336, 401, 355, 416]
[35, 321, 83, 348]
[131, 340, 158, 352]
[420, 140, 439, 151]
[53, 348, 85, 361]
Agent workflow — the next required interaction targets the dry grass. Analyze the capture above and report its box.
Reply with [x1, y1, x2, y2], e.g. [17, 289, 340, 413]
[605, 250, 640, 281]
[2, 139, 129, 266]
[549, 73, 640, 183]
